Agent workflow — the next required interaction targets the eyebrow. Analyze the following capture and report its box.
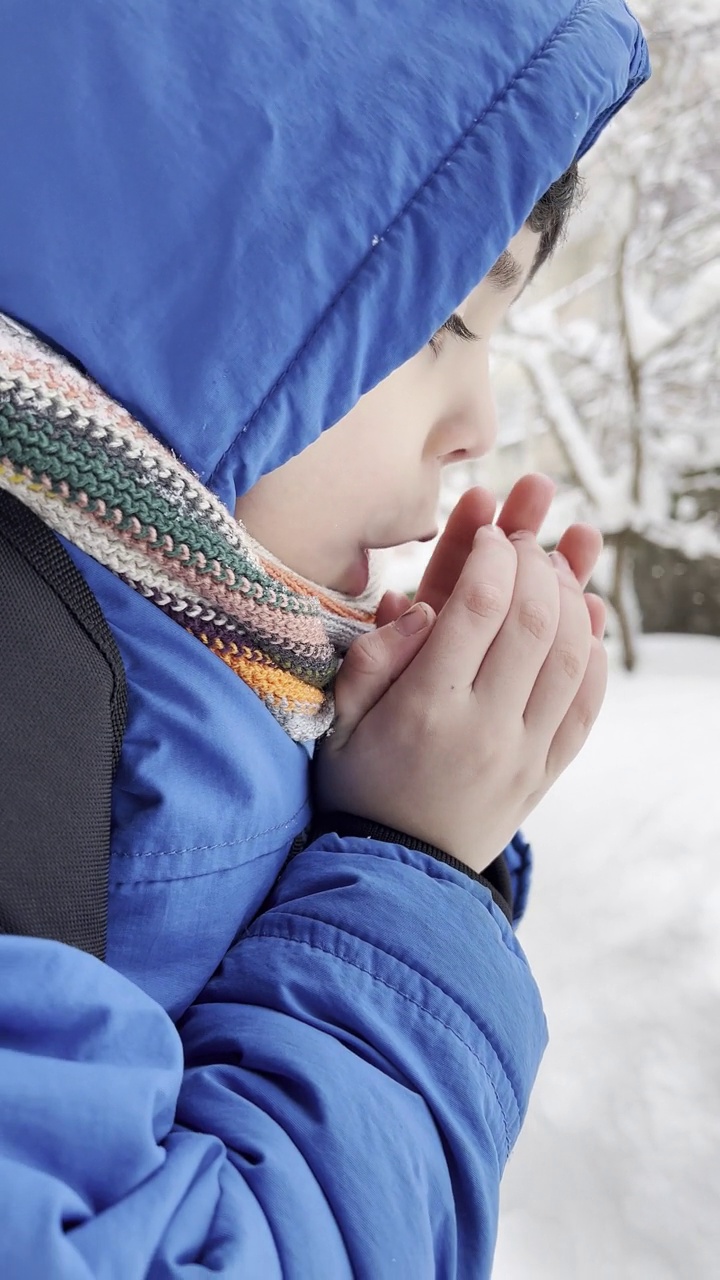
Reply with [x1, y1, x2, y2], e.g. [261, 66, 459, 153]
[487, 249, 525, 294]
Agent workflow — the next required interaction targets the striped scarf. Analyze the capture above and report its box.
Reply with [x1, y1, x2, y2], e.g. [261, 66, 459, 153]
[0, 312, 384, 742]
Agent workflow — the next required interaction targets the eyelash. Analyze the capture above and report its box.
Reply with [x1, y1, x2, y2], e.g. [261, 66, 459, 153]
[428, 313, 481, 356]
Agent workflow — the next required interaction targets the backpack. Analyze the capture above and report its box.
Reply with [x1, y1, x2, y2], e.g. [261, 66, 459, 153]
[0, 488, 127, 960]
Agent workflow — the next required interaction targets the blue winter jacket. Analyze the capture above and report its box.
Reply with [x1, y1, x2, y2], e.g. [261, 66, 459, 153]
[0, 3, 648, 1276]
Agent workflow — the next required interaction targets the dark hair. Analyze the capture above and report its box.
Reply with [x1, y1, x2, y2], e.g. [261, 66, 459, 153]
[432, 160, 584, 349]
[526, 160, 584, 278]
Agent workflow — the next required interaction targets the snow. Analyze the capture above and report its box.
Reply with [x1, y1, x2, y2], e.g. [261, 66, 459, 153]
[674, 261, 720, 338]
[624, 287, 674, 362]
[492, 634, 720, 1280]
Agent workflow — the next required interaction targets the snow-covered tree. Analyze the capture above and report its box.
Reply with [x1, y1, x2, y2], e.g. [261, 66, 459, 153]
[476, 0, 720, 669]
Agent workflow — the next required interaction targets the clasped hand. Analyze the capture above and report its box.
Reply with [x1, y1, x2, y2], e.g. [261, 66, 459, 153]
[313, 473, 608, 875]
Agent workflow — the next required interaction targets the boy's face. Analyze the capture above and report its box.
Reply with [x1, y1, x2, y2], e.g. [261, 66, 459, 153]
[235, 225, 539, 594]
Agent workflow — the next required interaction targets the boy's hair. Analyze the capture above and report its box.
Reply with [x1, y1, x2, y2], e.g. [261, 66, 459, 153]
[526, 161, 583, 277]
[485, 161, 583, 292]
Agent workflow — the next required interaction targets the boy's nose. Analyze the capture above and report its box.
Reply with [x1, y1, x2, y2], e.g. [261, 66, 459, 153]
[441, 365, 498, 464]
[464, 381, 498, 460]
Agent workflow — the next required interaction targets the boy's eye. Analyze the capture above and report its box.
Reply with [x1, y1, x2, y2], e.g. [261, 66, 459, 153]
[428, 313, 481, 355]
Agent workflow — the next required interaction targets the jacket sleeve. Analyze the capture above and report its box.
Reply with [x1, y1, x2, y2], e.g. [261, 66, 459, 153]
[302, 808, 518, 924]
[0, 836, 547, 1279]
[505, 828, 534, 926]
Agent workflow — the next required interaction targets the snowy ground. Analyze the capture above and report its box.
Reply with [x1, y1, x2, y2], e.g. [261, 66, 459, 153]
[491, 634, 720, 1280]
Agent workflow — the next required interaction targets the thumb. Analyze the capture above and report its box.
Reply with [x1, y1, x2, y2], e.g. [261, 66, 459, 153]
[329, 601, 436, 750]
[375, 589, 414, 629]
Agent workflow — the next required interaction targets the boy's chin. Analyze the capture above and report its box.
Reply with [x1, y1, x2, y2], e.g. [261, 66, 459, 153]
[336, 547, 371, 597]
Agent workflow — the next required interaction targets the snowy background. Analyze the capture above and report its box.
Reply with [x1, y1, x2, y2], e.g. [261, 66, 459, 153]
[375, 590, 720, 1275]
[493, 634, 720, 1280]
[384, 2, 719, 1271]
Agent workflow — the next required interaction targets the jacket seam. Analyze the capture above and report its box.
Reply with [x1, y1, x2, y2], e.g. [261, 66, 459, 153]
[208, 0, 592, 487]
[110, 846, 285, 888]
[246, 920, 518, 1156]
[111, 803, 308, 859]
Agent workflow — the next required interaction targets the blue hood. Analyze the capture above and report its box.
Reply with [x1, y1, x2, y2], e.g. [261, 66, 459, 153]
[0, 1, 648, 513]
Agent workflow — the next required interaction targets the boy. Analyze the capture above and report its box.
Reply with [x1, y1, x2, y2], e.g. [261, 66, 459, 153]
[0, 2, 649, 1276]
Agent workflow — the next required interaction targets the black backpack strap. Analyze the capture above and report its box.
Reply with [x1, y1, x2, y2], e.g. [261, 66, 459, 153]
[0, 488, 127, 960]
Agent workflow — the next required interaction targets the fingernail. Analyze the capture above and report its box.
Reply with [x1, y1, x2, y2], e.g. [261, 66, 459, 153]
[473, 524, 505, 547]
[394, 602, 431, 636]
[549, 550, 574, 580]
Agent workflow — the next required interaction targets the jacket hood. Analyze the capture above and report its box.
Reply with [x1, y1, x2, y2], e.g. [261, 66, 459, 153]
[0, 1, 649, 513]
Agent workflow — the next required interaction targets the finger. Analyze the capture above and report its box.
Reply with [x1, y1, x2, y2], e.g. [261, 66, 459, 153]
[523, 552, 593, 739]
[545, 636, 609, 782]
[585, 592, 606, 641]
[409, 524, 517, 695]
[414, 486, 496, 616]
[553, 523, 603, 590]
[471, 531, 561, 715]
[414, 473, 556, 619]
[375, 589, 413, 630]
[331, 602, 436, 750]
[495, 472, 556, 538]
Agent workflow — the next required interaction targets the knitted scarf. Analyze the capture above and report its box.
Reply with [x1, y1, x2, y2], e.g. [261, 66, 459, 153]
[0, 312, 385, 742]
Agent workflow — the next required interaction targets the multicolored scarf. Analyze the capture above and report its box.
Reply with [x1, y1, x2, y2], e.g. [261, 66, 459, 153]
[0, 312, 385, 742]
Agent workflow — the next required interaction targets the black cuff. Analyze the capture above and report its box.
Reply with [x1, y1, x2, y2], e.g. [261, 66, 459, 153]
[306, 811, 514, 925]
